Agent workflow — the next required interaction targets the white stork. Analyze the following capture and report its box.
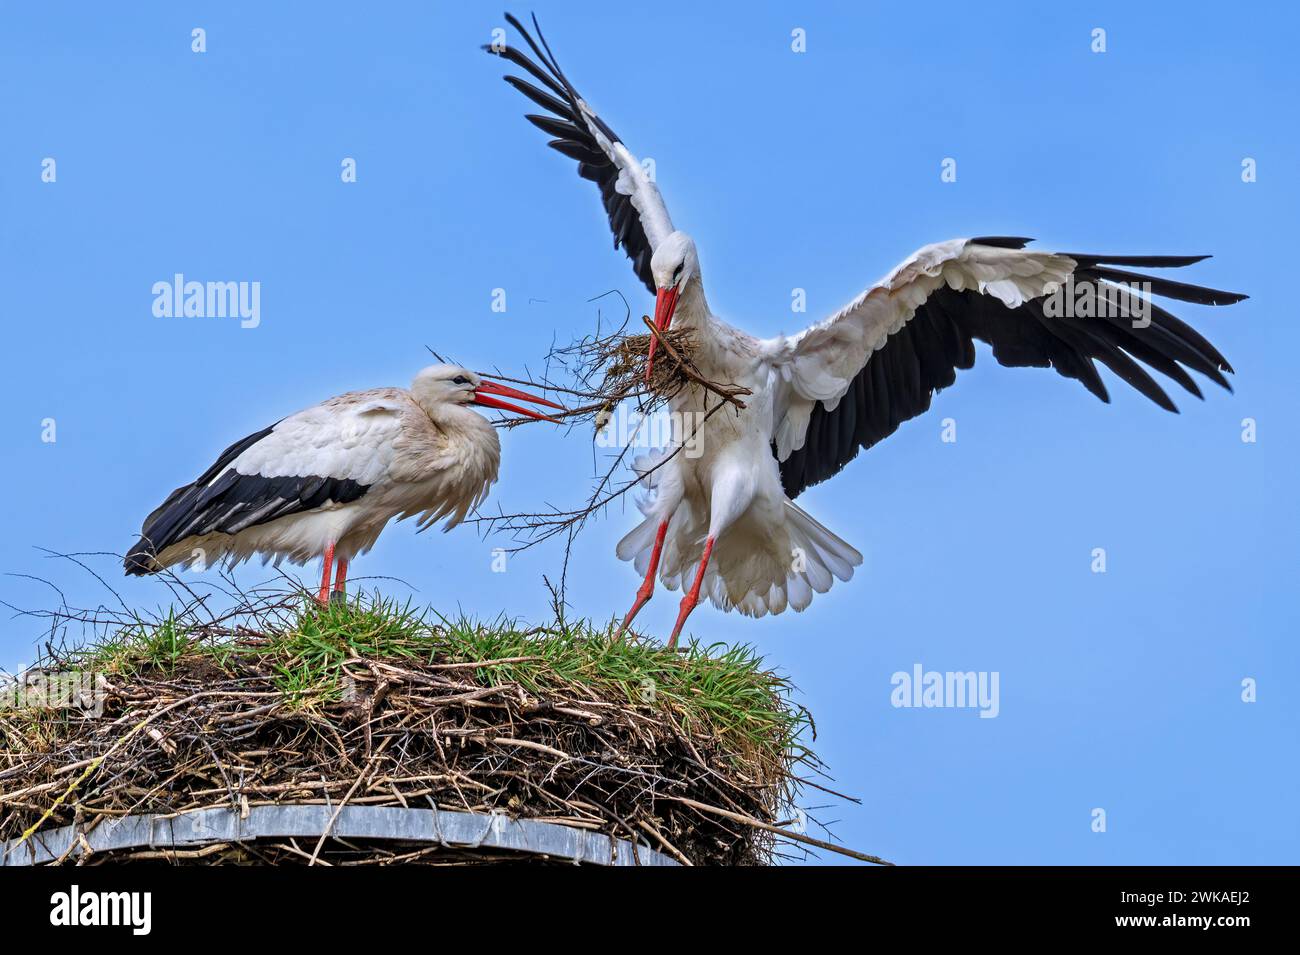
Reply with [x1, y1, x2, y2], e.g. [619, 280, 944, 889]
[488, 16, 1248, 647]
[125, 364, 563, 602]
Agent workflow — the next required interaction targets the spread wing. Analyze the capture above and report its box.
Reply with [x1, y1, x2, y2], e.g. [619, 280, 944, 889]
[486, 13, 675, 294]
[763, 237, 1246, 498]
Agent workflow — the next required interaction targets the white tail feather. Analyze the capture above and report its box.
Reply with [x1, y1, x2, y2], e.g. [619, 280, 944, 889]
[617, 497, 862, 618]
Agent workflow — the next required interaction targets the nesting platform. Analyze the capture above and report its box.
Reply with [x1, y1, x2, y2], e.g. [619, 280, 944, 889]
[1, 595, 817, 866]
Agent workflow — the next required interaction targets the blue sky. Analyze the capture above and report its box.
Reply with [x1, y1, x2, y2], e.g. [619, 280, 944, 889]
[1, 1, 1295, 864]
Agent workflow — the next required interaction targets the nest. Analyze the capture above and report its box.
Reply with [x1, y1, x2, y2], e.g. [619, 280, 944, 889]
[0, 593, 862, 866]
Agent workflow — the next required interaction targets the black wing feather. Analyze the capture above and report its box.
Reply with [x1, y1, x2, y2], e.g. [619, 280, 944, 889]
[503, 75, 573, 118]
[777, 242, 1246, 498]
[486, 14, 656, 294]
[124, 426, 371, 575]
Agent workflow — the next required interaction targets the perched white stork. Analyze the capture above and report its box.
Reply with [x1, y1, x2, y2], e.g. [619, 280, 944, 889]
[125, 364, 564, 602]
[488, 15, 1248, 647]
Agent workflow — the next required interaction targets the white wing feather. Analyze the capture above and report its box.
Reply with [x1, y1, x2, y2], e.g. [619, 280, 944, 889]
[579, 106, 676, 251]
[228, 394, 407, 486]
[760, 240, 1077, 459]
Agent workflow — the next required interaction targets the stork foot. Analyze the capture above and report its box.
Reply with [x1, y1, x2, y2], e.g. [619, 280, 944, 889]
[316, 543, 336, 606]
[615, 583, 655, 641]
[614, 520, 669, 642]
[330, 557, 349, 608]
[666, 536, 714, 650]
[666, 599, 695, 649]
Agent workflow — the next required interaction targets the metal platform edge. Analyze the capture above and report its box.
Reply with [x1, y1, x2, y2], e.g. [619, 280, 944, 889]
[1, 804, 681, 866]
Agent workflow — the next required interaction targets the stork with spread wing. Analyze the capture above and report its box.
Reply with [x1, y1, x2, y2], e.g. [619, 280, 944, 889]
[487, 14, 1247, 647]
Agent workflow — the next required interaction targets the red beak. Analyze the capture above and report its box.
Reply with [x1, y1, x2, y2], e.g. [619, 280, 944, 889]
[472, 378, 566, 423]
[646, 285, 680, 382]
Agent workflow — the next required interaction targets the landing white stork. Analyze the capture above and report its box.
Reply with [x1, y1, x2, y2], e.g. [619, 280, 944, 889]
[488, 15, 1247, 647]
[125, 364, 563, 602]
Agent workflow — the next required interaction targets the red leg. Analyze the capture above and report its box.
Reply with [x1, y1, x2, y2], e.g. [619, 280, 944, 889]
[317, 543, 335, 605]
[333, 557, 349, 595]
[617, 521, 668, 639]
[667, 536, 714, 649]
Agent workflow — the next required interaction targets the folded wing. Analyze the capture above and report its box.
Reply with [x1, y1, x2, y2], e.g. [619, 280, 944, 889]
[124, 397, 406, 573]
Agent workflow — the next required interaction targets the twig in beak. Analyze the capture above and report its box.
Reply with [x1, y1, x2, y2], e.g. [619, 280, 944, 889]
[641, 316, 751, 411]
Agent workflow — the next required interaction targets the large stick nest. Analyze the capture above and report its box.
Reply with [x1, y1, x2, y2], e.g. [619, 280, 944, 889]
[0, 592, 862, 866]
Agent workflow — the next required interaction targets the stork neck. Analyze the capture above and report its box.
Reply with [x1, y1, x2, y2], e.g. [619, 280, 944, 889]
[672, 278, 710, 332]
[423, 401, 500, 448]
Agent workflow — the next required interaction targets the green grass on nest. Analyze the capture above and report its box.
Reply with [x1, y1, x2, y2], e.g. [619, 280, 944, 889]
[1, 590, 867, 865]
[2, 587, 883, 867]
[58, 591, 812, 778]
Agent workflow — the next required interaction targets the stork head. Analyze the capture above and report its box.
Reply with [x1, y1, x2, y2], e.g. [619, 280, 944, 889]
[646, 231, 699, 382]
[411, 364, 565, 423]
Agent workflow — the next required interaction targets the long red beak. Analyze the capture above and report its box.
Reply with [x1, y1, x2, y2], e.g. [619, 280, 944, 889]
[646, 285, 680, 382]
[472, 378, 566, 423]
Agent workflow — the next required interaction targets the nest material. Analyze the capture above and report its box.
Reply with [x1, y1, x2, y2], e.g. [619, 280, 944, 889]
[511, 319, 749, 435]
[466, 317, 756, 553]
[601, 328, 700, 404]
[0, 597, 820, 866]
[522, 325, 701, 436]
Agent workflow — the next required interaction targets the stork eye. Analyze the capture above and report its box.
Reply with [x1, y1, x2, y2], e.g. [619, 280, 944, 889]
[672, 264, 684, 283]
[452, 375, 471, 386]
